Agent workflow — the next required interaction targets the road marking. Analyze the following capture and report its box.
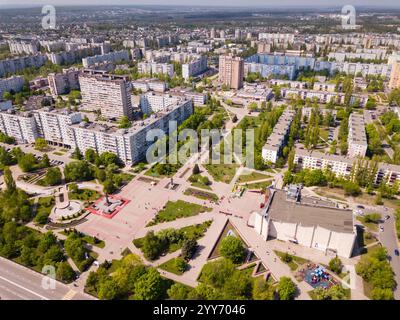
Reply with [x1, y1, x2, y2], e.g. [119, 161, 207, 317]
[62, 290, 76, 300]
[0, 275, 49, 300]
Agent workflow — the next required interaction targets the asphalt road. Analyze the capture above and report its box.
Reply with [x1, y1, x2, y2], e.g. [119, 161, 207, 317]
[0, 257, 94, 300]
[378, 212, 400, 300]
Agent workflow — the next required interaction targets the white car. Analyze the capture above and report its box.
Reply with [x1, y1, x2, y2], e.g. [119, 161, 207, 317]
[379, 226, 384, 232]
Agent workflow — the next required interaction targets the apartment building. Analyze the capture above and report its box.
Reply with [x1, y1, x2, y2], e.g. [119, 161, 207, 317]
[269, 79, 307, 89]
[182, 55, 208, 80]
[313, 82, 336, 92]
[348, 113, 367, 158]
[294, 147, 400, 188]
[389, 62, 400, 89]
[131, 78, 167, 93]
[0, 110, 39, 143]
[8, 40, 39, 55]
[79, 70, 133, 120]
[246, 54, 316, 70]
[70, 99, 193, 164]
[218, 55, 244, 90]
[280, 88, 368, 106]
[140, 92, 180, 114]
[258, 33, 295, 44]
[261, 109, 296, 164]
[257, 42, 271, 54]
[34, 108, 81, 147]
[330, 62, 392, 78]
[137, 62, 174, 77]
[0, 54, 47, 77]
[82, 50, 130, 68]
[48, 68, 80, 96]
[0, 75, 24, 97]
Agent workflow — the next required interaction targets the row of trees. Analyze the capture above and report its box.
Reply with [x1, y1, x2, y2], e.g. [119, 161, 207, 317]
[356, 247, 396, 300]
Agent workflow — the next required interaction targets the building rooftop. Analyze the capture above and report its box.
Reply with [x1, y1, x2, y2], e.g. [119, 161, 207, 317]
[266, 188, 354, 234]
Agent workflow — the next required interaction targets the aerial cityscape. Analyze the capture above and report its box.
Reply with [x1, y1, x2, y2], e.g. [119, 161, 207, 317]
[1, 0, 400, 305]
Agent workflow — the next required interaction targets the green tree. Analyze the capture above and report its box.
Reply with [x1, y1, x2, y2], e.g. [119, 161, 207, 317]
[3, 166, 16, 192]
[181, 238, 198, 261]
[98, 278, 119, 300]
[71, 147, 83, 160]
[174, 257, 188, 273]
[18, 153, 37, 172]
[219, 235, 246, 264]
[277, 277, 297, 300]
[328, 256, 343, 274]
[167, 283, 191, 300]
[134, 268, 164, 300]
[34, 138, 48, 151]
[43, 167, 62, 186]
[56, 262, 76, 283]
[118, 116, 132, 129]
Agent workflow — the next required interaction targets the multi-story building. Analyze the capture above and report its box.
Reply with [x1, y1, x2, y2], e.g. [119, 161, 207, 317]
[79, 70, 133, 120]
[280, 88, 368, 106]
[8, 40, 39, 55]
[70, 99, 193, 164]
[131, 78, 167, 93]
[330, 62, 392, 78]
[48, 68, 80, 96]
[0, 75, 24, 97]
[257, 42, 272, 54]
[182, 55, 208, 80]
[82, 50, 130, 68]
[389, 62, 400, 89]
[137, 62, 174, 77]
[348, 113, 367, 158]
[218, 55, 244, 90]
[313, 82, 336, 92]
[0, 54, 47, 77]
[294, 147, 400, 188]
[140, 92, 180, 114]
[34, 108, 81, 147]
[0, 110, 39, 143]
[261, 109, 296, 164]
[269, 79, 307, 89]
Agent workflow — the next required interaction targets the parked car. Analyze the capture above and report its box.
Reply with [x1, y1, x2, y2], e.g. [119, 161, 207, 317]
[395, 249, 399, 256]
[385, 215, 390, 220]
[357, 205, 365, 209]
[379, 226, 384, 232]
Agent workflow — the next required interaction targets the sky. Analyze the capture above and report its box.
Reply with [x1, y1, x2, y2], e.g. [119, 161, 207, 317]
[1, 0, 399, 9]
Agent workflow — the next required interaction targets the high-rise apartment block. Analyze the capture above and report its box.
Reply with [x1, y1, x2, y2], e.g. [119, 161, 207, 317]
[218, 55, 244, 90]
[79, 70, 133, 120]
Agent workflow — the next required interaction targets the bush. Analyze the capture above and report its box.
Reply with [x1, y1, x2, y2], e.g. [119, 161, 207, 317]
[278, 277, 297, 300]
[328, 256, 343, 274]
[174, 257, 188, 273]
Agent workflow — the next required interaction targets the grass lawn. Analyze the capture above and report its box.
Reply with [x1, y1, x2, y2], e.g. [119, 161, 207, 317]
[60, 230, 106, 248]
[184, 188, 219, 201]
[147, 200, 212, 226]
[236, 170, 271, 183]
[204, 164, 239, 184]
[68, 188, 101, 202]
[159, 258, 186, 275]
[274, 250, 309, 271]
[191, 181, 212, 190]
[244, 180, 272, 190]
[53, 151, 65, 156]
[356, 215, 381, 232]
